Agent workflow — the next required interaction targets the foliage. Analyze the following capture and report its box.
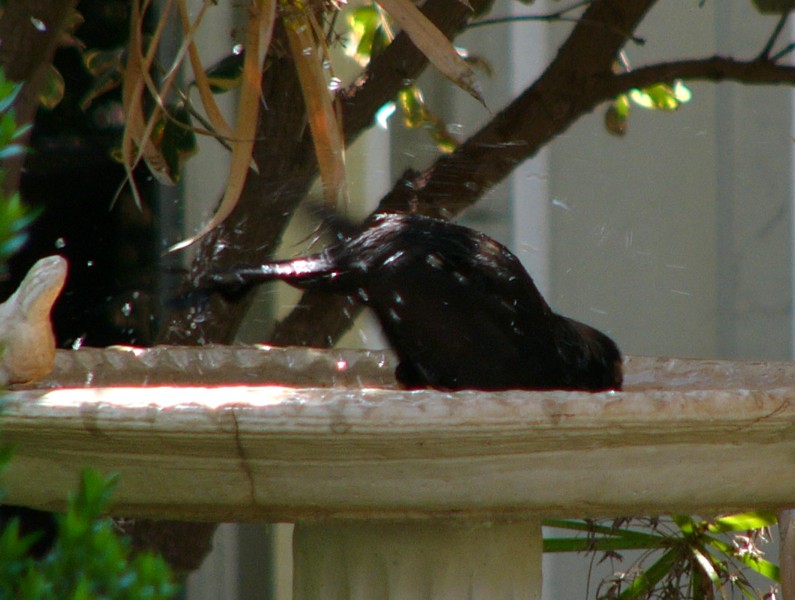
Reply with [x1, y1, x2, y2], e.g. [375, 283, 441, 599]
[0, 68, 37, 270]
[0, 60, 178, 600]
[0, 466, 179, 600]
[544, 514, 780, 599]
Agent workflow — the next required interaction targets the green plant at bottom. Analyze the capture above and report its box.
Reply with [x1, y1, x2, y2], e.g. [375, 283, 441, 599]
[0, 464, 178, 600]
[544, 513, 780, 599]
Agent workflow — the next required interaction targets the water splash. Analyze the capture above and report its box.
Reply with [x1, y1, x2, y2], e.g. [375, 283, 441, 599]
[30, 17, 47, 31]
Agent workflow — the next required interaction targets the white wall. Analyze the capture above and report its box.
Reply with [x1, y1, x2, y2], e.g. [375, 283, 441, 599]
[547, 1, 792, 361]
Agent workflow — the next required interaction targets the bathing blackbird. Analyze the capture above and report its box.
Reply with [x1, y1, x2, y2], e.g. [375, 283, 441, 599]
[204, 212, 623, 392]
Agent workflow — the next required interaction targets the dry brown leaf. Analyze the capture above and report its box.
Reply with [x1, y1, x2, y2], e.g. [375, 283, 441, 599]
[121, 0, 174, 206]
[168, 0, 276, 253]
[376, 0, 485, 106]
[133, 0, 216, 186]
[286, 7, 347, 210]
[178, 0, 235, 141]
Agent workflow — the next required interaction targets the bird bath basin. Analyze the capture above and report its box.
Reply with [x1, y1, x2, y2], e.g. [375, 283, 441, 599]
[3, 346, 795, 599]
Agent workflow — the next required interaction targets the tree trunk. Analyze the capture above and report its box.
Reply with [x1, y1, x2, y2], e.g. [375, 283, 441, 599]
[156, 0, 496, 347]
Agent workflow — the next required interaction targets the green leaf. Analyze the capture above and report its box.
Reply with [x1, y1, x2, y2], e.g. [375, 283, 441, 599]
[154, 103, 198, 183]
[83, 47, 125, 78]
[704, 533, 781, 583]
[672, 514, 698, 534]
[80, 47, 126, 109]
[618, 548, 682, 600]
[742, 555, 781, 582]
[12, 123, 32, 140]
[629, 81, 692, 112]
[398, 86, 425, 128]
[708, 511, 777, 534]
[544, 518, 668, 543]
[346, 5, 391, 66]
[397, 86, 459, 152]
[605, 94, 629, 136]
[691, 546, 724, 588]
[672, 80, 692, 103]
[0, 144, 27, 161]
[202, 50, 245, 94]
[38, 64, 66, 110]
[0, 519, 40, 563]
[0, 110, 18, 145]
[0, 76, 22, 114]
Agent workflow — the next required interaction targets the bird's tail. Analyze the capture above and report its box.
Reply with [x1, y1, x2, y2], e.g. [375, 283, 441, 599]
[200, 253, 339, 293]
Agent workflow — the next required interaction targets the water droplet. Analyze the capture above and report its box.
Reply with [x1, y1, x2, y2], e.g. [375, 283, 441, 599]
[86, 260, 94, 267]
[551, 198, 571, 211]
[302, 47, 313, 56]
[452, 271, 468, 284]
[336, 360, 348, 371]
[357, 288, 370, 302]
[54, 237, 66, 249]
[232, 43, 244, 55]
[327, 77, 342, 92]
[393, 292, 404, 305]
[71, 335, 85, 350]
[30, 17, 47, 32]
[425, 254, 443, 269]
[388, 308, 400, 322]
[121, 302, 132, 317]
[383, 250, 405, 267]
[376, 102, 396, 129]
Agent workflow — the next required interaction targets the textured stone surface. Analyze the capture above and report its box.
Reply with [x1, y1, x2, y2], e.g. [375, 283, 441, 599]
[3, 351, 795, 521]
[0, 256, 66, 385]
[21, 345, 398, 388]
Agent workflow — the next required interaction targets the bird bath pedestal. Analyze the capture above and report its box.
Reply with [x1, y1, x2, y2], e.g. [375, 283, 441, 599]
[3, 346, 795, 599]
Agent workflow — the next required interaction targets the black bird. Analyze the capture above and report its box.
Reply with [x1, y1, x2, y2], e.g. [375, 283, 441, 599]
[204, 212, 623, 392]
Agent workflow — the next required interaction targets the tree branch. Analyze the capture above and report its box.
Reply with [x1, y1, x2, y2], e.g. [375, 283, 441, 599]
[183, 1, 795, 349]
[277, 12, 795, 346]
[608, 55, 795, 93]
[758, 8, 791, 60]
[158, 0, 494, 345]
[338, 0, 496, 157]
[271, 0, 660, 344]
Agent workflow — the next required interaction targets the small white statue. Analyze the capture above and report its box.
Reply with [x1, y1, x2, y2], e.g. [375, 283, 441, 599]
[0, 256, 67, 385]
